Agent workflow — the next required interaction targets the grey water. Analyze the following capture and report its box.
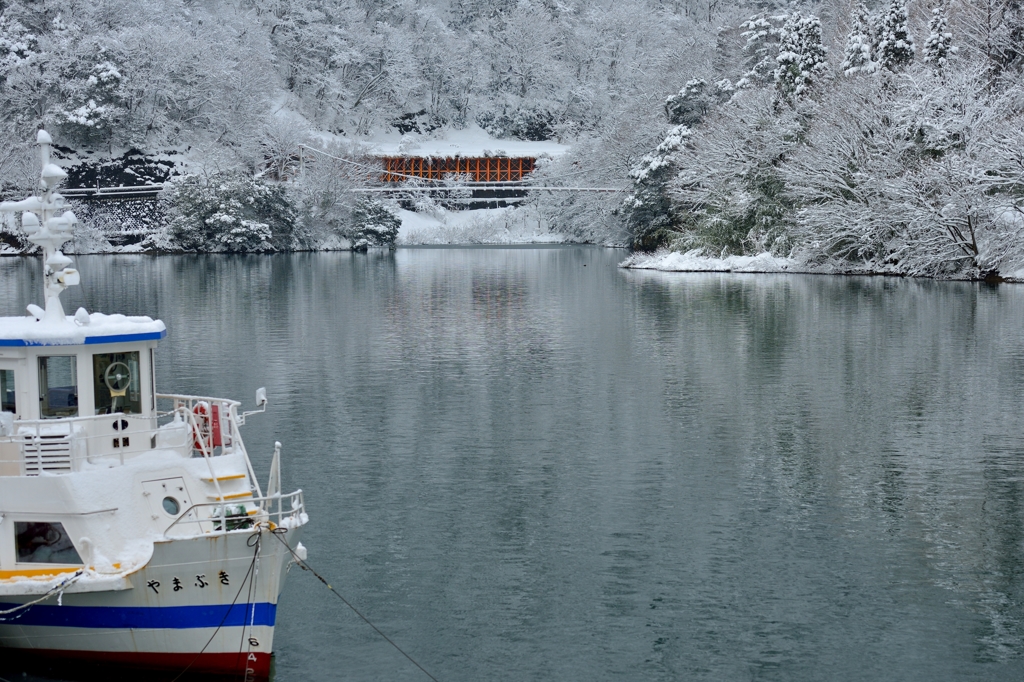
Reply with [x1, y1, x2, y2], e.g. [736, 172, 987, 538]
[3, 247, 1024, 682]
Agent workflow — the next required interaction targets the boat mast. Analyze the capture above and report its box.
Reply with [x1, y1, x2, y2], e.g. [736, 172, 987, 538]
[0, 130, 80, 321]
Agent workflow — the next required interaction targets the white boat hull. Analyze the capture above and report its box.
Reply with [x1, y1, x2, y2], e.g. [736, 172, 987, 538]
[0, 527, 302, 679]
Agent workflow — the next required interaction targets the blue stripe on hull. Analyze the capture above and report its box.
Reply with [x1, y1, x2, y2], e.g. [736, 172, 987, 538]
[0, 601, 275, 629]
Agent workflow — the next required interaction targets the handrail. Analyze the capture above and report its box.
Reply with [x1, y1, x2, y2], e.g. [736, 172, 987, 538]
[156, 392, 241, 409]
[0, 393, 251, 477]
[163, 489, 305, 539]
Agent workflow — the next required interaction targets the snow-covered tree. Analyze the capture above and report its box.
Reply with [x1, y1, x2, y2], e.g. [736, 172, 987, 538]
[349, 198, 401, 249]
[874, 0, 915, 71]
[0, 15, 36, 74]
[775, 13, 828, 97]
[56, 59, 127, 145]
[737, 14, 782, 88]
[665, 78, 732, 126]
[624, 124, 691, 250]
[669, 88, 800, 258]
[923, 5, 956, 69]
[841, 3, 878, 75]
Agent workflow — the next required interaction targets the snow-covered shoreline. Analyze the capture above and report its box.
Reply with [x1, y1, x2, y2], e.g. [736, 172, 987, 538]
[620, 249, 802, 273]
[621, 249, 1024, 283]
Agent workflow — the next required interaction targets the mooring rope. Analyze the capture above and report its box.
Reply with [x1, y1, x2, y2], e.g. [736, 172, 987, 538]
[0, 570, 83, 619]
[268, 529, 441, 682]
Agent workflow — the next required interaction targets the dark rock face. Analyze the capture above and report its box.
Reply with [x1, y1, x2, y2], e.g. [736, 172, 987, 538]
[55, 146, 177, 189]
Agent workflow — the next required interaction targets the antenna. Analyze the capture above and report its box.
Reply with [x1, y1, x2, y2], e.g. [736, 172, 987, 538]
[0, 130, 80, 322]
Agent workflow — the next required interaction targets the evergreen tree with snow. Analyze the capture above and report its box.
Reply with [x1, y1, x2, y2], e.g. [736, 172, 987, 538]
[0, 15, 36, 75]
[57, 59, 127, 144]
[665, 78, 732, 126]
[738, 15, 782, 88]
[923, 5, 956, 69]
[624, 125, 691, 251]
[841, 3, 877, 75]
[874, 0, 915, 71]
[775, 13, 828, 97]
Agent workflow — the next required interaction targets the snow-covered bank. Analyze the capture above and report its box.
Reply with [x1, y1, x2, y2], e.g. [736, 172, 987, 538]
[621, 249, 802, 273]
[621, 249, 1024, 283]
[397, 206, 567, 245]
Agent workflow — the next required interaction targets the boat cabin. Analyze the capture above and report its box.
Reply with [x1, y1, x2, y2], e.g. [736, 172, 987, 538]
[0, 313, 165, 476]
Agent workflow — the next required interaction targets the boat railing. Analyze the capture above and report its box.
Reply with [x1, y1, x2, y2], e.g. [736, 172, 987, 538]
[0, 394, 247, 477]
[162, 489, 306, 539]
[0, 412, 166, 475]
[156, 393, 244, 456]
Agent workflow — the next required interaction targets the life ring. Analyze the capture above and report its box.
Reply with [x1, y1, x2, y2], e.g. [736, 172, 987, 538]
[192, 402, 210, 451]
[191, 402, 223, 452]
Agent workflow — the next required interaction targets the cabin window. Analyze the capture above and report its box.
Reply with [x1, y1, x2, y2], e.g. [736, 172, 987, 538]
[150, 348, 156, 411]
[38, 356, 78, 418]
[15, 521, 83, 564]
[93, 351, 141, 415]
[1, 369, 14, 413]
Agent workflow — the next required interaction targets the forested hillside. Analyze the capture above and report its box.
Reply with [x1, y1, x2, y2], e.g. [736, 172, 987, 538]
[0, 0, 1022, 278]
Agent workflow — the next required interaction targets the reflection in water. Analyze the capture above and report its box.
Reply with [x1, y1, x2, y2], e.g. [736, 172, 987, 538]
[2, 250, 1024, 681]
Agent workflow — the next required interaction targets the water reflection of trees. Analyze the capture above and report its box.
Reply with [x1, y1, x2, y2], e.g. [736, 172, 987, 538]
[627, 271, 1024, 660]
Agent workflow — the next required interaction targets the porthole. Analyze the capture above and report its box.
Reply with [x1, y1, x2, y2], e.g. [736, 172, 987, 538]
[162, 496, 180, 515]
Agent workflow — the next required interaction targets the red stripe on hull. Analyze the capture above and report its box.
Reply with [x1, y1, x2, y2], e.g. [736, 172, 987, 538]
[2, 647, 272, 680]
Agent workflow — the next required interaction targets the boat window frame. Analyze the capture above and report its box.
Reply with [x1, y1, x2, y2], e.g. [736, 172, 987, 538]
[0, 366, 15, 415]
[13, 520, 84, 566]
[37, 355, 79, 419]
[92, 350, 142, 416]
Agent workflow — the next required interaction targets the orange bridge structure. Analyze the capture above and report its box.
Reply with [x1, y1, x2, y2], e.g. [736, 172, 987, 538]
[380, 156, 537, 183]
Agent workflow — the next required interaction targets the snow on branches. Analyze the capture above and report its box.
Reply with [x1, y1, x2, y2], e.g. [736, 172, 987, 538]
[665, 78, 733, 126]
[624, 124, 691, 251]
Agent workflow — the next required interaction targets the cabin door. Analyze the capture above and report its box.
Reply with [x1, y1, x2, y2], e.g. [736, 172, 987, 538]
[142, 477, 196, 528]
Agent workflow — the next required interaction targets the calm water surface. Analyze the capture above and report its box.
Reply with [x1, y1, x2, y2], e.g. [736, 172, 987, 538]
[2, 248, 1024, 681]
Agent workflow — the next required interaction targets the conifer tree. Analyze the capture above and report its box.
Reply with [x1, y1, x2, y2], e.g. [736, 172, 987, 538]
[923, 5, 955, 69]
[738, 15, 782, 88]
[624, 125, 691, 251]
[874, 0, 915, 71]
[841, 3, 877, 75]
[775, 13, 828, 97]
[665, 78, 733, 126]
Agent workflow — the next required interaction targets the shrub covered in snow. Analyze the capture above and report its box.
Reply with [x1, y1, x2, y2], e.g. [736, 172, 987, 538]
[348, 198, 401, 249]
[477, 106, 557, 142]
[160, 173, 295, 253]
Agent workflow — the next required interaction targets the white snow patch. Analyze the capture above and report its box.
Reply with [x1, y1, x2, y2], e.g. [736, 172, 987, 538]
[354, 125, 569, 159]
[397, 206, 567, 245]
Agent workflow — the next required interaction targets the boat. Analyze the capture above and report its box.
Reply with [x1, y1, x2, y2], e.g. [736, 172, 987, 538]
[0, 130, 309, 679]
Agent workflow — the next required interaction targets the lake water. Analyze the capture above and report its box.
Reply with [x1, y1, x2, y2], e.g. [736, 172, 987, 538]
[2, 248, 1024, 681]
